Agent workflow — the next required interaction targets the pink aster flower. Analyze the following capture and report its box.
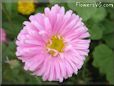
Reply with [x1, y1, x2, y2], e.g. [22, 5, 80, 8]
[0, 28, 7, 43]
[16, 4, 90, 82]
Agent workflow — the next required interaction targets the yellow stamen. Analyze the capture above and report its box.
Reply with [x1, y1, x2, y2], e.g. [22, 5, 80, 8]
[46, 35, 65, 56]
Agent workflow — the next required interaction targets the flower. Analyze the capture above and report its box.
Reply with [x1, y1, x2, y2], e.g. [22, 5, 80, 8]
[0, 28, 7, 43]
[18, 0, 35, 15]
[16, 4, 90, 82]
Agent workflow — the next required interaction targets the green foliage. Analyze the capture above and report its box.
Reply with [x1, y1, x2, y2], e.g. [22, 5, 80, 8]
[35, 7, 44, 13]
[91, 7, 107, 22]
[93, 44, 114, 84]
[2, 42, 16, 61]
[102, 20, 114, 35]
[2, 3, 26, 40]
[106, 7, 114, 20]
[103, 33, 114, 49]
[88, 24, 103, 40]
[3, 63, 42, 84]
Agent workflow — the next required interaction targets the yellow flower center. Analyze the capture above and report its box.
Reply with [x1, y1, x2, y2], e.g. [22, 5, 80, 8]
[46, 35, 65, 56]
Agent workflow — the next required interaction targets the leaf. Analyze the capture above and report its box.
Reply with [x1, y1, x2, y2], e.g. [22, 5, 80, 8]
[3, 2, 17, 16]
[89, 24, 103, 40]
[67, 0, 97, 21]
[103, 33, 114, 49]
[3, 2, 12, 16]
[103, 20, 114, 35]
[2, 42, 16, 61]
[106, 8, 114, 20]
[2, 13, 26, 40]
[93, 44, 114, 84]
[91, 7, 107, 22]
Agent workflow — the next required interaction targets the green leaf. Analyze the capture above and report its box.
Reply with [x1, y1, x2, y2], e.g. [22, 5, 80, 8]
[3, 2, 17, 16]
[93, 44, 114, 84]
[91, 7, 107, 22]
[106, 8, 114, 20]
[2, 13, 26, 40]
[2, 41, 16, 61]
[89, 24, 103, 40]
[103, 20, 114, 35]
[103, 33, 114, 49]
[67, 0, 97, 21]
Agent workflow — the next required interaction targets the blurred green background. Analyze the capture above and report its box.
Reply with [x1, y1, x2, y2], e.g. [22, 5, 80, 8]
[2, 0, 114, 85]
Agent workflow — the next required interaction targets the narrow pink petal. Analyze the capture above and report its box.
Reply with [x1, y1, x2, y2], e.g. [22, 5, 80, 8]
[58, 10, 73, 34]
[77, 49, 89, 56]
[52, 14, 64, 34]
[59, 61, 67, 79]
[59, 7, 65, 15]
[64, 59, 73, 77]
[24, 54, 45, 71]
[44, 17, 52, 36]
[44, 7, 50, 16]
[54, 60, 63, 82]
[35, 59, 48, 76]
[42, 61, 51, 81]
[79, 32, 90, 38]
[65, 56, 78, 74]
[51, 4, 60, 13]
[72, 43, 90, 50]
[48, 64, 55, 81]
